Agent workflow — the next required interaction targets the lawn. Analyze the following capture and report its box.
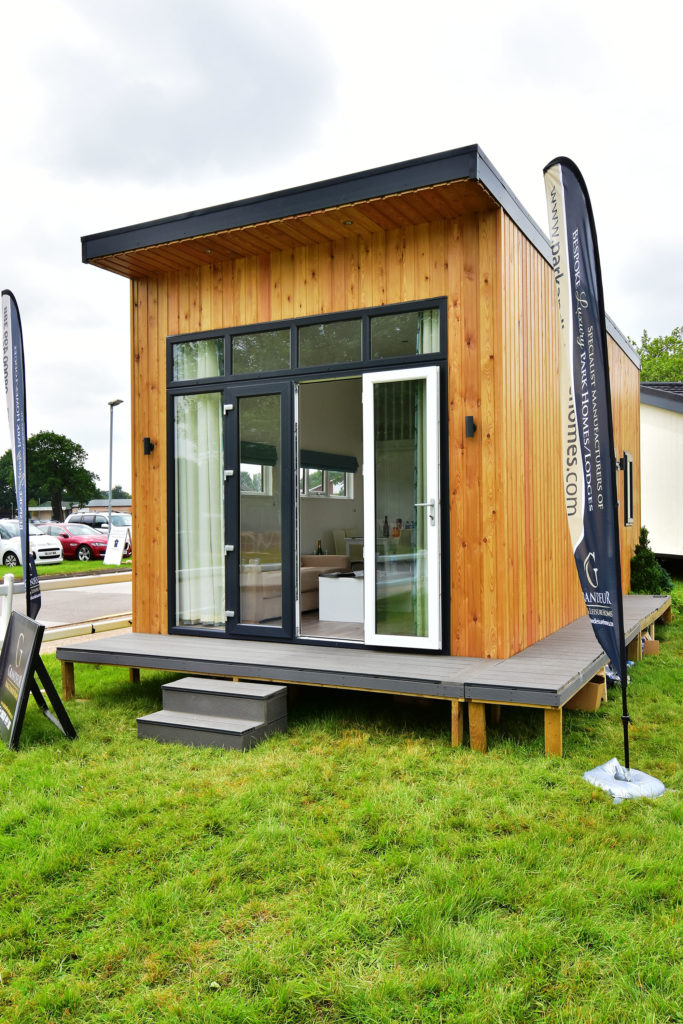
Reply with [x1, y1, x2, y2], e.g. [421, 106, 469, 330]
[1, 558, 132, 580]
[0, 579, 681, 1023]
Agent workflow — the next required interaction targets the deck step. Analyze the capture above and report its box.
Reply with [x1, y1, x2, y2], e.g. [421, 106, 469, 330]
[162, 677, 287, 723]
[137, 709, 287, 749]
[137, 677, 288, 750]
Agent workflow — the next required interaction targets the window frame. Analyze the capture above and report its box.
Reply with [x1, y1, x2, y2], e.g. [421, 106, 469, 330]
[166, 297, 447, 389]
[166, 297, 449, 641]
[299, 467, 354, 500]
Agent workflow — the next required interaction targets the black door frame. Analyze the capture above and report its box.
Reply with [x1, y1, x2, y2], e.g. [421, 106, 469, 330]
[224, 379, 294, 640]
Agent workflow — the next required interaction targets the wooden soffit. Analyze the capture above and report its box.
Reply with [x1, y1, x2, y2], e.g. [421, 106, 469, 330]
[85, 178, 497, 278]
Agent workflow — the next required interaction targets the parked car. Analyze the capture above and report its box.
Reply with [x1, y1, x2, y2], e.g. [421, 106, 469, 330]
[65, 511, 132, 556]
[40, 522, 109, 562]
[0, 520, 63, 566]
[66, 511, 132, 533]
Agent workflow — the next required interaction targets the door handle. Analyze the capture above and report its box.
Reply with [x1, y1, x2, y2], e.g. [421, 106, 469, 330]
[414, 499, 436, 524]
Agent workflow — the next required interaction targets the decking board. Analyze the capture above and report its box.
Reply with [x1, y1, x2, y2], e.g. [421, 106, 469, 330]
[56, 594, 670, 709]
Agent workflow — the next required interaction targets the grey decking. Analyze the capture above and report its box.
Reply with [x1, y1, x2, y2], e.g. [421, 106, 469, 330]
[56, 594, 671, 709]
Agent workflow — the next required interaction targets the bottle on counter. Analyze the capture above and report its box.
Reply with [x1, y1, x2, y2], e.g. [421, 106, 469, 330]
[382, 516, 390, 538]
[316, 539, 323, 555]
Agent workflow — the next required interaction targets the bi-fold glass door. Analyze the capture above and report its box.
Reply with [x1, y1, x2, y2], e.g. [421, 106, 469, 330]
[173, 368, 441, 649]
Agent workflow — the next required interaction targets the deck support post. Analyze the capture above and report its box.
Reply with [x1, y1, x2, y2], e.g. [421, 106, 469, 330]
[129, 668, 140, 684]
[450, 699, 464, 747]
[628, 633, 643, 662]
[62, 661, 75, 702]
[468, 702, 487, 753]
[544, 707, 563, 757]
[661, 604, 673, 624]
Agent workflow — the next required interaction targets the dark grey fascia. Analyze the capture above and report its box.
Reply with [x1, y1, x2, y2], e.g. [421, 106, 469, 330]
[80, 144, 532, 263]
[80, 142, 638, 368]
[641, 385, 683, 414]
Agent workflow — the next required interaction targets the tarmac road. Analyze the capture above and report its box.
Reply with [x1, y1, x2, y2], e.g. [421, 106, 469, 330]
[34, 580, 132, 629]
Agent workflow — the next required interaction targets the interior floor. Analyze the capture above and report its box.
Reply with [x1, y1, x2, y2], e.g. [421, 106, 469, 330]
[299, 612, 364, 642]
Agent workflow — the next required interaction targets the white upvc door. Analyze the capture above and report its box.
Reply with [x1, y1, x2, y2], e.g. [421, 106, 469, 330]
[362, 365, 441, 649]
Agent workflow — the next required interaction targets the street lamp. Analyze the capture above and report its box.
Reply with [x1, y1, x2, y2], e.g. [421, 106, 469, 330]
[108, 399, 123, 535]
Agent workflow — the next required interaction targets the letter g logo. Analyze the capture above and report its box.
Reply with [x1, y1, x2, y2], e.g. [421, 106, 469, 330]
[15, 632, 25, 669]
[583, 552, 599, 590]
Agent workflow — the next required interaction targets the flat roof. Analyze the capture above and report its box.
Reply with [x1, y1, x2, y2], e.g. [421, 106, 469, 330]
[81, 143, 637, 366]
[641, 382, 683, 413]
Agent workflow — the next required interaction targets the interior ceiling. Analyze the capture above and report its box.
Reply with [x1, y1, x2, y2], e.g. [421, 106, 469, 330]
[88, 179, 498, 278]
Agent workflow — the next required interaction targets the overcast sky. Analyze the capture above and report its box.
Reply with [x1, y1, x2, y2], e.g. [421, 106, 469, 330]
[1, 0, 681, 492]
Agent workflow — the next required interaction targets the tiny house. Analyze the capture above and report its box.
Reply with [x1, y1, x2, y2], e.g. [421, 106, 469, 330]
[81, 145, 641, 661]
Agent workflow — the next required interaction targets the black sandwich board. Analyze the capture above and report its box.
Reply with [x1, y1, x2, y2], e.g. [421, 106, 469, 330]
[0, 611, 77, 750]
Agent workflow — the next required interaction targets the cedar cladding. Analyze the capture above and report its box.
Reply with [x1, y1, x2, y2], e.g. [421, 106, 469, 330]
[130, 208, 640, 656]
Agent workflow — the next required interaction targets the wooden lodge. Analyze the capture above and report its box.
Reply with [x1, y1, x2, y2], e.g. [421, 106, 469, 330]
[68, 144, 665, 754]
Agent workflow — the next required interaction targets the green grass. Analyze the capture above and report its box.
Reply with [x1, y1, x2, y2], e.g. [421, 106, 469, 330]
[1, 579, 681, 1023]
[1, 558, 132, 580]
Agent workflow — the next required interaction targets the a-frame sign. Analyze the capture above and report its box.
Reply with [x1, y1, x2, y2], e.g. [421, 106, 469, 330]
[0, 612, 76, 750]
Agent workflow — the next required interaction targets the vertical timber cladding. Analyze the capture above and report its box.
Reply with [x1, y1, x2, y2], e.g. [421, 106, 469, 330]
[496, 214, 640, 660]
[497, 211, 578, 658]
[607, 333, 641, 591]
[129, 208, 639, 655]
[131, 219, 459, 636]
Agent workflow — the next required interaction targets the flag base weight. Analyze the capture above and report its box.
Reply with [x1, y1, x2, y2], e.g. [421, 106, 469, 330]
[584, 757, 665, 804]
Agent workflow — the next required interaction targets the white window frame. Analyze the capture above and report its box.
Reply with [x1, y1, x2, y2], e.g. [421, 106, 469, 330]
[240, 464, 273, 496]
[299, 468, 354, 499]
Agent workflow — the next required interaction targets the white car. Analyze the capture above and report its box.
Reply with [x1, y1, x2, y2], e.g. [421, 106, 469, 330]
[0, 520, 63, 566]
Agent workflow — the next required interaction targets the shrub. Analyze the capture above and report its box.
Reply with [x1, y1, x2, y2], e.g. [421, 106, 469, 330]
[630, 526, 673, 594]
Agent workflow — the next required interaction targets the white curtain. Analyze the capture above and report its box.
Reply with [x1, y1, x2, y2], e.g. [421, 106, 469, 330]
[173, 337, 223, 381]
[418, 309, 440, 354]
[174, 385, 224, 627]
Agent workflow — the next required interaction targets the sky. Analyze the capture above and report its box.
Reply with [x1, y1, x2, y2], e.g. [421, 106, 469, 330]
[1, 0, 681, 493]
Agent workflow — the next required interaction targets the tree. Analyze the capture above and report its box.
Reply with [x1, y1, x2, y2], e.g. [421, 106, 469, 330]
[0, 431, 99, 521]
[96, 484, 131, 500]
[0, 451, 17, 518]
[637, 327, 683, 382]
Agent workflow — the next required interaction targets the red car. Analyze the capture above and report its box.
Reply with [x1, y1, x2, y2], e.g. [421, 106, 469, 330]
[40, 522, 110, 562]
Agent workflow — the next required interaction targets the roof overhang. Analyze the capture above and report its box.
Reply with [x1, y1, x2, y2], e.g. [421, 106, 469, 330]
[81, 144, 550, 277]
[641, 384, 683, 413]
[81, 142, 637, 368]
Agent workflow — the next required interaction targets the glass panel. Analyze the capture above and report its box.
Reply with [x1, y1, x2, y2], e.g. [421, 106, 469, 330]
[328, 470, 347, 496]
[370, 309, 440, 360]
[240, 464, 265, 493]
[373, 378, 428, 637]
[173, 338, 224, 380]
[232, 329, 290, 375]
[174, 393, 224, 627]
[298, 319, 361, 367]
[239, 394, 282, 625]
[306, 468, 323, 494]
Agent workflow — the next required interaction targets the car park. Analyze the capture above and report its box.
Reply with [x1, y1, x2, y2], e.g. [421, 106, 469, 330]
[67, 509, 134, 557]
[65, 511, 132, 556]
[40, 522, 109, 562]
[0, 520, 63, 566]
[66, 511, 132, 532]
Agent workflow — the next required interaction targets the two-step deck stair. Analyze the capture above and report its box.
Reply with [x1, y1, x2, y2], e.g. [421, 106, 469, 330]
[137, 677, 287, 750]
